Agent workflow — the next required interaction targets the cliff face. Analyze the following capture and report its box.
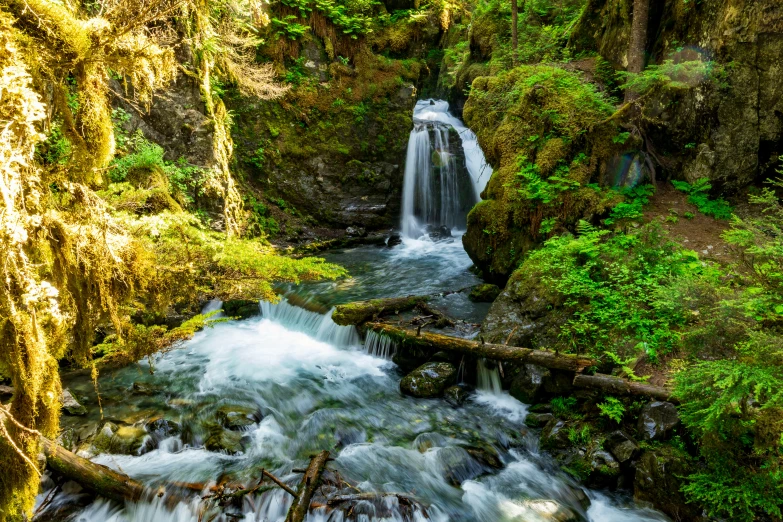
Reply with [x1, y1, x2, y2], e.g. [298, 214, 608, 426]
[458, 0, 783, 282]
[572, 0, 783, 188]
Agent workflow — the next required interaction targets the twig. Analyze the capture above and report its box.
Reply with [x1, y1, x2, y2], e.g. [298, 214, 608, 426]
[262, 469, 297, 497]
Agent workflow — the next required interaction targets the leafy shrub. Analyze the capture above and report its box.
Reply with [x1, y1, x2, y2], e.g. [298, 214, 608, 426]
[597, 396, 625, 423]
[551, 396, 579, 418]
[672, 178, 732, 219]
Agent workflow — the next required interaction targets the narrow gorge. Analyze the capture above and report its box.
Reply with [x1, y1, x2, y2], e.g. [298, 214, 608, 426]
[1, 1, 781, 521]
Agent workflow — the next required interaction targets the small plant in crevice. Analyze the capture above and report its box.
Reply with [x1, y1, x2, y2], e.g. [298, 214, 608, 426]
[597, 396, 625, 423]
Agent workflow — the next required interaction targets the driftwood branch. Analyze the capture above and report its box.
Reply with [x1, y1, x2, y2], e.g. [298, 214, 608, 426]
[41, 437, 147, 503]
[572, 374, 677, 403]
[285, 451, 330, 522]
[366, 323, 595, 372]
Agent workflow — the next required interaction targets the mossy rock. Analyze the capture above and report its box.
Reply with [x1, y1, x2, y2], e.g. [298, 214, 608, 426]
[468, 283, 501, 302]
[205, 428, 244, 455]
[216, 405, 259, 430]
[222, 299, 259, 319]
[400, 362, 457, 398]
[92, 422, 147, 455]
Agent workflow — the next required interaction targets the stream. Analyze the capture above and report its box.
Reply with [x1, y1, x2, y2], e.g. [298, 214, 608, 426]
[37, 101, 669, 522]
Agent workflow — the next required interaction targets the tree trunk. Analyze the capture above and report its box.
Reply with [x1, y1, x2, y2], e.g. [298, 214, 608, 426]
[285, 451, 330, 522]
[511, 0, 519, 65]
[41, 437, 148, 503]
[366, 323, 595, 372]
[572, 374, 676, 402]
[625, 0, 650, 101]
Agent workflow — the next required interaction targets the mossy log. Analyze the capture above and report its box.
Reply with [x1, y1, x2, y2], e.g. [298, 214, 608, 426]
[332, 296, 432, 326]
[285, 450, 330, 522]
[366, 323, 595, 372]
[41, 437, 147, 503]
[572, 374, 677, 403]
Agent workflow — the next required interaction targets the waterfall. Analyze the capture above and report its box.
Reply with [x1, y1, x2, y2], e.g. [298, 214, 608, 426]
[400, 100, 492, 239]
[259, 298, 360, 347]
[363, 330, 397, 359]
[476, 359, 503, 394]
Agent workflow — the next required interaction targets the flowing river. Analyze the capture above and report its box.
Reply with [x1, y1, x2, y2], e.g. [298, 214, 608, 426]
[37, 101, 670, 522]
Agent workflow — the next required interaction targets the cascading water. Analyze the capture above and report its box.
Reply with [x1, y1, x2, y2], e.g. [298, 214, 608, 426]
[41, 100, 668, 522]
[400, 100, 492, 239]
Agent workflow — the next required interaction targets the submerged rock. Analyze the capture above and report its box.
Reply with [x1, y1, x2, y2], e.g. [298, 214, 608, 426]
[522, 499, 584, 522]
[638, 401, 680, 440]
[205, 428, 244, 455]
[146, 418, 181, 439]
[400, 362, 457, 398]
[61, 389, 87, 416]
[413, 432, 449, 452]
[216, 405, 259, 430]
[435, 446, 485, 486]
[92, 422, 147, 455]
[443, 384, 470, 406]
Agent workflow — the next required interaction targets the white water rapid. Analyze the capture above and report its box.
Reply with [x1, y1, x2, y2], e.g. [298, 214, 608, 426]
[39, 99, 668, 522]
[400, 100, 492, 239]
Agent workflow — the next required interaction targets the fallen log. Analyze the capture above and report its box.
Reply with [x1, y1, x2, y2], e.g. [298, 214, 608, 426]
[332, 296, 432, 326]
[41, 437, 147, 503]
[366, 323, 595, 372]
[285, 451, 330, 522]
[572, 374, 677, 403]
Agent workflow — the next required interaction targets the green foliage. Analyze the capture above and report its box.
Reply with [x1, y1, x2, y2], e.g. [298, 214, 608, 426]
[284, 57, 309, 86]
[272, 14, 310, 40]
[35, 123, 72, 165]
[516, 155, 580, 204]
[618, 59, 727, 96]
[567, 424, 591, 446]
[551, 396, 579, 418]
[244, 194, 280, 238]
[672, 178, 733, 219]
[276, 0, 377, 39]
[597, 396, 625, 423]
[523, 221, 707, 360]
[109, 135, 167, 182]
[605, 184, 655, 226]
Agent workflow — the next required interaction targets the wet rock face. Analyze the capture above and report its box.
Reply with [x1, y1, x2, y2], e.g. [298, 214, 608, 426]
[222, 299, 259, 320]
[572, 0, 783, 189]
[638, 401, 680, 440]
[400, 362, 457, 398]
[605, 430, 639, 463]
[521, 499, 586, 522]
[443, 384, 470, 406]
[634, 448, 701, 521]
[92, 422, 148, 455]
[506, 364, 574, 404]
[435, 446, 486, 486]
[61, 389, 87, 416]
[481, 268, 569, 350]
[205, 428, 245, 455]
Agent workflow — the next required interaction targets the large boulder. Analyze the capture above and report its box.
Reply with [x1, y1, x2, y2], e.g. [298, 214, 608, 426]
[634, 447, 702, 521]
[400, 362, 457, 398]
[517, 499, 586, 522]
[508, 364, 550, 403]
[638, 401, 680, 440]
[605, 430, 639, 463]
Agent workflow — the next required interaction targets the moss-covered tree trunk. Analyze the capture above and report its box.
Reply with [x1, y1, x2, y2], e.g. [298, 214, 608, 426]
[511, 0, 519, 65]
[625, 0, 650, 101]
